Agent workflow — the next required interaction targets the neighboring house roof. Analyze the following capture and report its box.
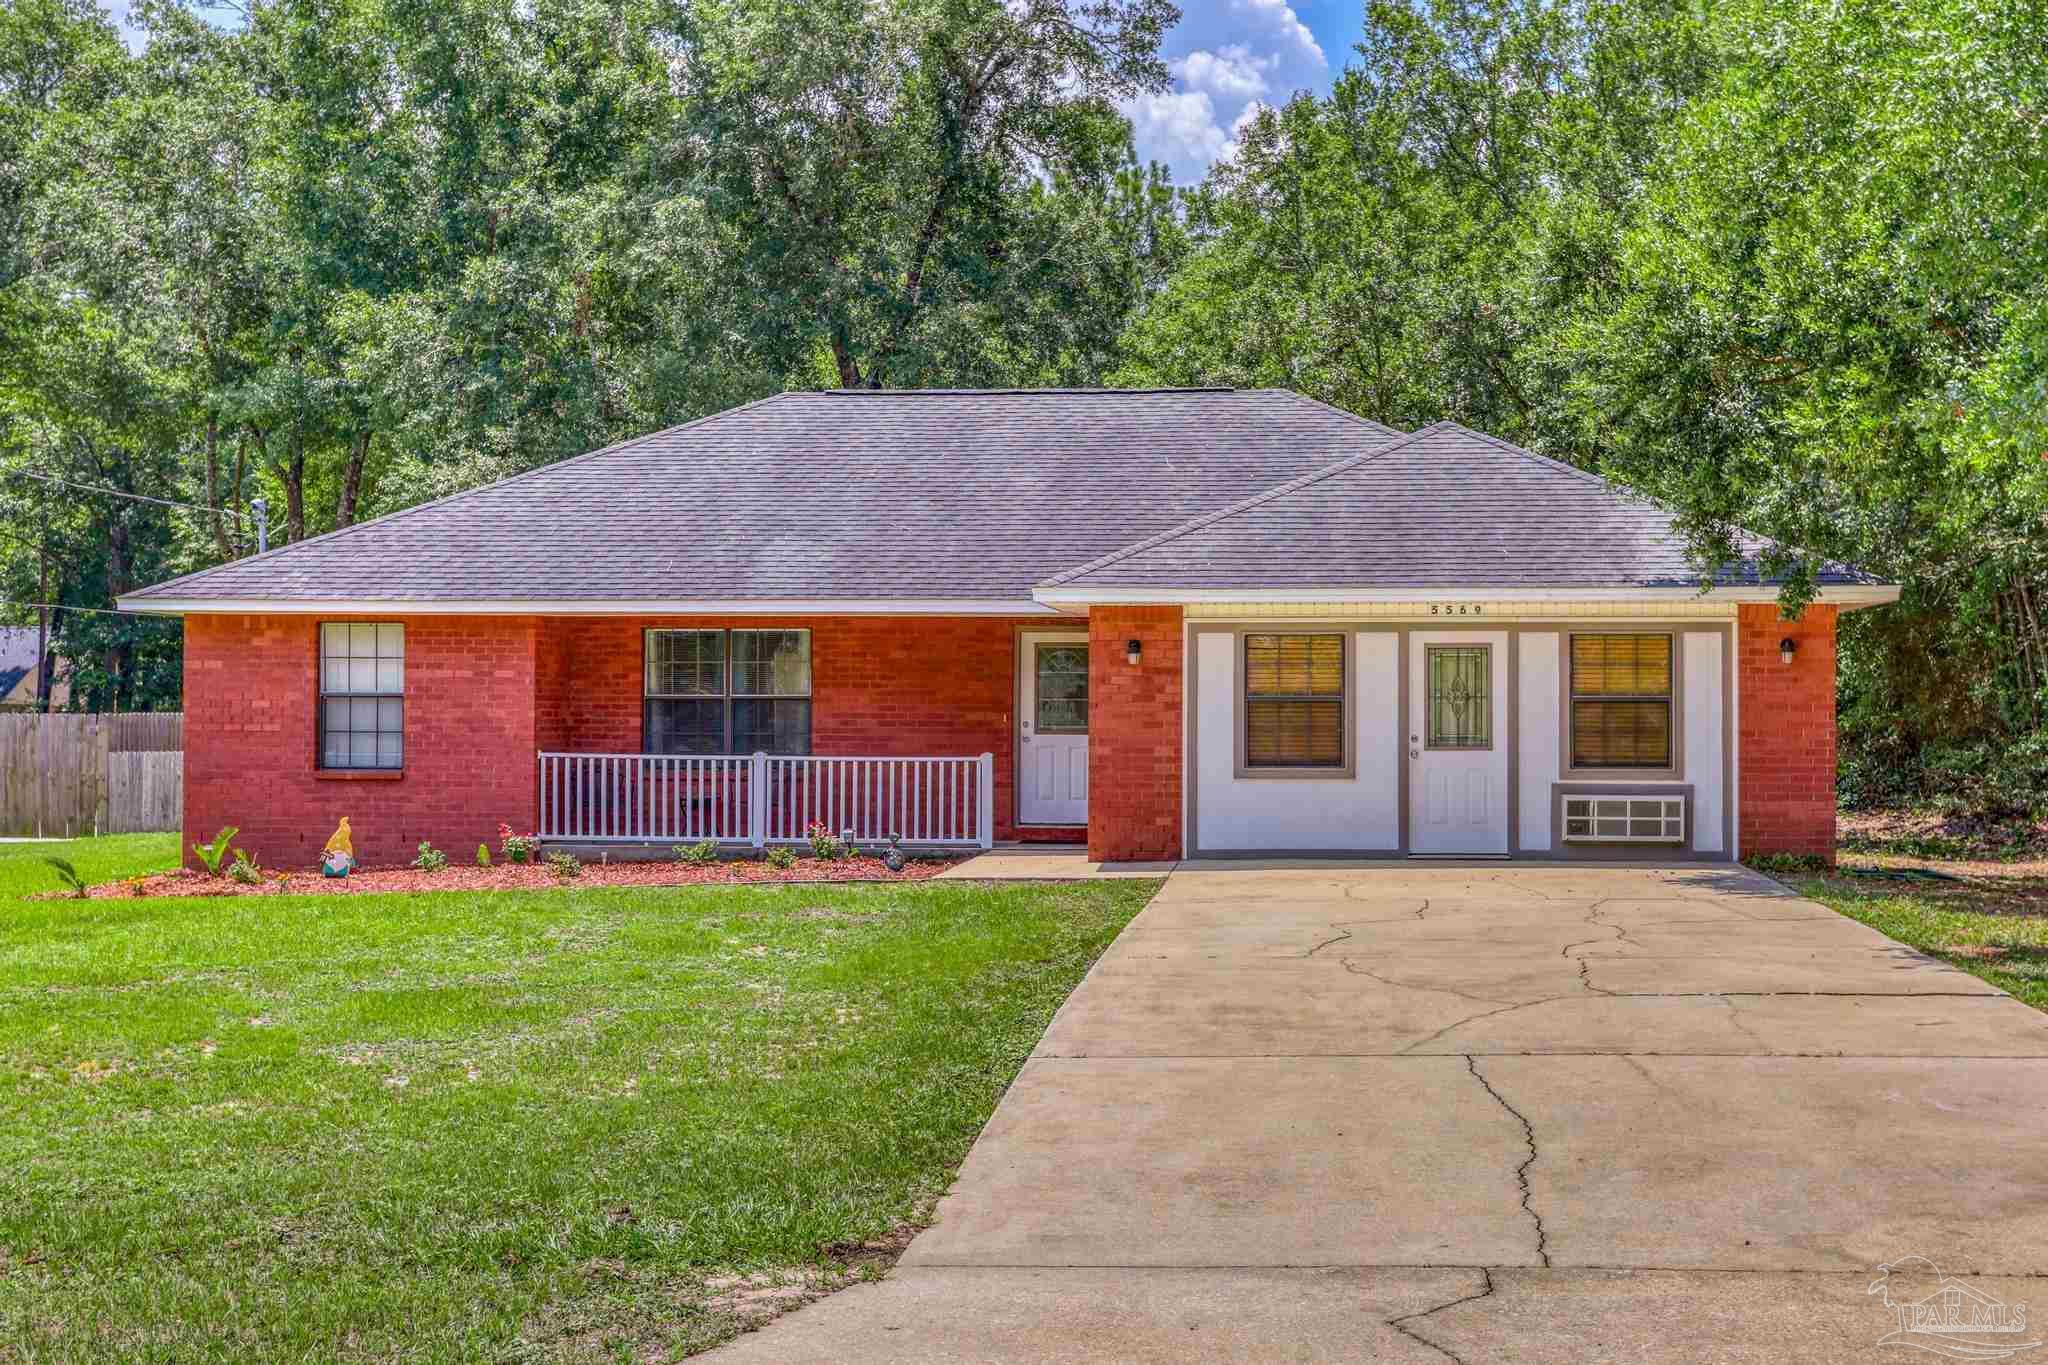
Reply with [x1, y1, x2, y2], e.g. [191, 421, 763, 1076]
[1038, 422, 1883, 597]
[119, 391, 1890, 612]
[120, 389, 1403, 608]
[0, 626, 43, 700]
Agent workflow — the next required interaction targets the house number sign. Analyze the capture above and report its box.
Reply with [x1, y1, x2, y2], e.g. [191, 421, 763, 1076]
[1427, 604, 1486, 616]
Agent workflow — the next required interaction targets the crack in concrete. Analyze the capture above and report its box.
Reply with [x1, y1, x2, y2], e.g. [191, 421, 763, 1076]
[1718, 995, 1772, 1052]
[1340, 959, 1520, 1007]
[1304, 927, 1354, 957]
[1386, 1267, 1495, 1364]
[1464, 1057, 1550, 1269]
[1398, 996, 1569, 1055]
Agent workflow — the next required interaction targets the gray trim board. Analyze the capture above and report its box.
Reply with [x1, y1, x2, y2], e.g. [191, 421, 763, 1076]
[1230, 628, 1359, 780]
[1559, 628, 1683, 779]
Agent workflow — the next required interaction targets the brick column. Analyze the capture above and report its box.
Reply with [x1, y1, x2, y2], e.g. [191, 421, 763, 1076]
[1086, 605, 1184, 862]
[1737, 603, 1838, 863]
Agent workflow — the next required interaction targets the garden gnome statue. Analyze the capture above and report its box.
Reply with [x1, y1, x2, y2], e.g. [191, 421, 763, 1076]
[322, 817, 355, 878]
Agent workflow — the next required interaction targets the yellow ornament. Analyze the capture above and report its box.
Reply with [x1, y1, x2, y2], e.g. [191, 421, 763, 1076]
[323, 817, 354, 858]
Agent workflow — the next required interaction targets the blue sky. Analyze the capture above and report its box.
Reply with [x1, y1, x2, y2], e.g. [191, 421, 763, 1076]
[1128, 0, 1362, 182]
[106, 0, 1355, 186]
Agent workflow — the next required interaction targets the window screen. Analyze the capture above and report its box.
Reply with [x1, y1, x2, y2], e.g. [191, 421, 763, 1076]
[319, 623, 404, 769]
[644, 629, 811, 755]
[1570, 634, 1673, 768]
[1243, 634, 1344, 767]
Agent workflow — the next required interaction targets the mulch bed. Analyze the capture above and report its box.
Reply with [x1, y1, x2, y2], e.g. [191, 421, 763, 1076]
[78, 854, 959, 900]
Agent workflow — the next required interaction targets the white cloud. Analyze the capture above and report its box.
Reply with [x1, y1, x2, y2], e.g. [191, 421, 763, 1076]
[1173, 45, 1277, 101]
[1122, 89, 1234, 170]
[1233, 0, 1327, 68]
[1126, 0, 1336, 182]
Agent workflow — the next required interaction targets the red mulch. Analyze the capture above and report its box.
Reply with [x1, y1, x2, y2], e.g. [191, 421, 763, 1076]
[81, 854, 958, 900]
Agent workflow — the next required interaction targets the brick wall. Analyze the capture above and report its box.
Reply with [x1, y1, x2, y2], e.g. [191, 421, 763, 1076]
[1738, 603, 1839, 862]
[184, 613, 1081, 870]
[1086, 605, 1184, 862]
[183, 614, 542, 870]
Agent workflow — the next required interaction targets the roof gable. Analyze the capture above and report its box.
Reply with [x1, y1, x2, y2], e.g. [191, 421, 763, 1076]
[1039, 421, 1877, 592]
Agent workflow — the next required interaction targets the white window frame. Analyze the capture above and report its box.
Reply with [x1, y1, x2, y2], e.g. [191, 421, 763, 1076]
[318, 622, 405, 770]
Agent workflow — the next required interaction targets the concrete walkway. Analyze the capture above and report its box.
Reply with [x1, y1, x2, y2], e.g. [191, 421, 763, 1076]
[707, 864, 2048, 1362]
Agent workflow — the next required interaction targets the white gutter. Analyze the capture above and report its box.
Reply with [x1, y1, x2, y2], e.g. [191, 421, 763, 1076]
[114, 596, 1063, 618]
[1029, 584, 1902, 609]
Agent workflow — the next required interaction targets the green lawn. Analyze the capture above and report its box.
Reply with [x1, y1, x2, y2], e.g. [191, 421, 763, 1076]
[0, 851, 1157, 1362]
[1774, 869, 2048, 1012]
[0, 832, 179, 899]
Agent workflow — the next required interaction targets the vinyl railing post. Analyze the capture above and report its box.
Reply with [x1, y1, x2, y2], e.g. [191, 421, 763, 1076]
[749, 751, 768, 849]
[977, 752, 995, 850]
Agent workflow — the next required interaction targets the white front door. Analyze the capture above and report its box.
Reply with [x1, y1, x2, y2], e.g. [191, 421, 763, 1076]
[1019, 634, 1089, 825]
[1408, 630, 1510, 855]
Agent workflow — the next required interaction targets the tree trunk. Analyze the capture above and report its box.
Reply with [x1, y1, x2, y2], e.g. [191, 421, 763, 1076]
[336, 429, 370, 529]
[105, 507, 132, 714]
[204, 413, 234, 560]
[279, 422, 308, 543]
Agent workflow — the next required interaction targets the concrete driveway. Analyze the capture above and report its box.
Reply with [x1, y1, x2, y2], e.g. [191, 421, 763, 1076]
[708, 864, 2048, 1362]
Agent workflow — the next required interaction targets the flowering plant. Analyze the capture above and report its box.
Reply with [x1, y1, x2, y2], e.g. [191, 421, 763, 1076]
[498, 823, 538, 864]
[805, 822, 850, 860]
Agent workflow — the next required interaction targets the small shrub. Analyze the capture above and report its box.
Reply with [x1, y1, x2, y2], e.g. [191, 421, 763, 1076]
[675, 839, 719, 866]
[546, 851, 581, 881]
[227, 849, 263, 886]
[43, 858, 86, 899]
[413, 841, 448, 874]
[765, 846, 798, 870]
[124, 875, 149, 897]
[804, 822, 849, 860]
[499, 824, 537, 864]
[192, 826, 239, 877]
[476, 843, 491, 867]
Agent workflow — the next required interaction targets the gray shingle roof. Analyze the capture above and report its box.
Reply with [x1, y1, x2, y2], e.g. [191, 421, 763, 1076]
[124, 389, 1404, 604]
[124, 395, 1880, 607]
[1040, 422, 1881, 591]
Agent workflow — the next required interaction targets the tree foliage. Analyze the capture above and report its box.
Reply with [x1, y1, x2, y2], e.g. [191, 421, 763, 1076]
[1116, 0, 2048, 812]
[0, 0, 1184, 707]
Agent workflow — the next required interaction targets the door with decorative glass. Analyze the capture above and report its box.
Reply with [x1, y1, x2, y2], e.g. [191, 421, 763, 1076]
[1408, 631, 1510, 854]
[1018, 634, 1089, 825]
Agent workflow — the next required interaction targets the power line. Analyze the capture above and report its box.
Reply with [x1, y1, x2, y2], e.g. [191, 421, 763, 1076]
[0, 601, 166, 619]
[5, 469, 253, 520]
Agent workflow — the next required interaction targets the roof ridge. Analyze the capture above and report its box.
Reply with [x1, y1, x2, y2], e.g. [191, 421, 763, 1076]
[1432, 420, 1621, 493]
[1269, 390, 1406, 441]
[125, 392, 799, 599]
[1036, 421, 1450, 587]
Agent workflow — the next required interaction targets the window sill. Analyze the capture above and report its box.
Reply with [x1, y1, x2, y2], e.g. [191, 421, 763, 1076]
[1234, 765, 1356, 781]
[314, 769, 405, 781]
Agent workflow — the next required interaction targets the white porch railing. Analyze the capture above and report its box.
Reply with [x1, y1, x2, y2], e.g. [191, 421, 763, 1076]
[536, 751, 995, 850]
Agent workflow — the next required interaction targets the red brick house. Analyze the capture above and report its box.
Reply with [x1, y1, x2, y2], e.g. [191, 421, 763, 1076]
[119, 390, 1895, 869]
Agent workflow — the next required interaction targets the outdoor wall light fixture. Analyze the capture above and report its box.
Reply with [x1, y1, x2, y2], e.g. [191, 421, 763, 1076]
[1780, 637, 1798, 665]
[1126, 638, 1142, 666]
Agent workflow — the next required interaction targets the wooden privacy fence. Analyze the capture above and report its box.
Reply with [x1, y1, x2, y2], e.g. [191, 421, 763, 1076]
[0, 713, 184, 837]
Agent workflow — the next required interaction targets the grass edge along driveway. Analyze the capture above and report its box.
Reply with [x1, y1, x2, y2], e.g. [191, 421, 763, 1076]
[0, 871, 1158, 1363]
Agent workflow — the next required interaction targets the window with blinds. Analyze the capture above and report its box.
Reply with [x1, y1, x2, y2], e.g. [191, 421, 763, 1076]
[1243, 633, 1345, 768]
[1570, 634, 1674, 768]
